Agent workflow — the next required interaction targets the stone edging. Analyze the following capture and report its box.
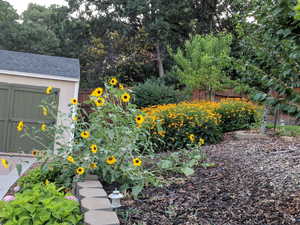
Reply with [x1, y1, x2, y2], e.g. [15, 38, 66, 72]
[74, 175, 120, 225]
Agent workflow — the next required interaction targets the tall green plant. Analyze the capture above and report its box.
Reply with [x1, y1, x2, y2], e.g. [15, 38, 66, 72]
[234, 0, 300, 124]
[169, 34, 232, 100]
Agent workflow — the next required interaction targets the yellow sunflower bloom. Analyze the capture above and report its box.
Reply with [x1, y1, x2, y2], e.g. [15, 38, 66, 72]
[81, 131, 90, 139]
[135, 115, 145, 125]
[70, 98, 78, 105]
[32, 150, 39, 157]
[119, 84, 124, 90]
[67, 156, 75, 163]
[90, 163, 97, 169]
[189, 134, 195, 143]
[1, 159, 9, 168]
[106, 156, 117, 165]
[72, 115, 78, 121]
[40, 123, 47, 131]
[17, 121, 24, 132]
[199, 138, 205, 146]
[42, 107, 48, 116]
[90, 87, 103, 97]
[90, 144, 98, 153]
[94, 97, 105, 107]
[132, 158, 142, 167]
[121, 93, 130, 103]
[109, 77, 118, 86]
[45, 86, 53, 94]
[76, 167, 85, 175]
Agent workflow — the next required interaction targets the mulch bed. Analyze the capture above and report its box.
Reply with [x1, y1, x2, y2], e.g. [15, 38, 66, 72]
[114, 132, 300, 225]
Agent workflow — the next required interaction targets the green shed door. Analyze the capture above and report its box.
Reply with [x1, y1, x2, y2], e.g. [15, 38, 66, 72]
[0, 83, 59, 154]
[0, 85, 10, 152]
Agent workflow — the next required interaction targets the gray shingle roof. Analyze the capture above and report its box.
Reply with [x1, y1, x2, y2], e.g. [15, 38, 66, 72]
[0, 50, 80, 79]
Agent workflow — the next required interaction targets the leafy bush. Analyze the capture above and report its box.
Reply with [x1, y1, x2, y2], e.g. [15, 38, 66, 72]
[132, 78, 187, 108]
[19, 79, 159, 199]
[0, 183, 82, 225]
[142, 99, 259, 151]
[216, 99, 259, 132]
[18, 162, 75, 190]
[142, 101, 223, 151]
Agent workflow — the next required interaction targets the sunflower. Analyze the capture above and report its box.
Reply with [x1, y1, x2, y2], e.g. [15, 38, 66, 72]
[72, 116, 78, 121]
[45, 86, 53, 94]
[90, 144, 98, 153]
[70, 98, 78, 105]
[189, 134, 195, 143]
[121, 93, 130, 103]
[106, 156, 117, 165]
[81, 131, 90, 139]
[119, 84, 124, 90]
[67, 156, 75, 163]
[132, 158, 142, 167]
[109, 77, 118, 86]
[135, 115, 145, 125]
[94, 97, 105, 107]
[90, 87, 103, 97]
[42, 107, 48, 116]
[32, 150, 39, 157]
[1, 159, 8, 168]
[76, 167, 85, 175]
[199, 138, 205, 146]
[40, 123, 47, 131]
[90, 163, 97, 169]
[17, 121, 24, 132]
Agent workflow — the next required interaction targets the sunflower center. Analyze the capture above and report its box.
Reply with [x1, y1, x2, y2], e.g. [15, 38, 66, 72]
[109, 157, 113, 160]
[135, 160, 139, 163]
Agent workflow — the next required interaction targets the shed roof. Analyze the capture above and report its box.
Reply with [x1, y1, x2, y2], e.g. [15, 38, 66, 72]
[0, 50, 80, 79]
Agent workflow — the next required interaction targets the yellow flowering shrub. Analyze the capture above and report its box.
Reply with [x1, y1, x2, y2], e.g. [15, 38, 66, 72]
[142, 101, 223, 151]
[142, 99, 259, 151]
[20, 80, 158, 198]
[215, 99, 260, 132]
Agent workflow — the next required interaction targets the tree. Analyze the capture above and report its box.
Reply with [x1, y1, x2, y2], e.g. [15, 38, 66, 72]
[67, 0, 197, 77]
[295, 0, 300, 19]
[0, 0, 19, 49]
[169, 34, 232, 100]
[234, 0, 300, 127]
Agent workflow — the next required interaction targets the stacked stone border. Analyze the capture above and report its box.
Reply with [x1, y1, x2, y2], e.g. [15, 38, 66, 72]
[74, 175, 120, 225]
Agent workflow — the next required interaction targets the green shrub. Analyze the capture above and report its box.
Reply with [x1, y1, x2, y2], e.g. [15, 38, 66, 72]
[133, 78, 187, 108]
[142, 101, 223, 151]
[0, 183, 83, 225]
[18, 162, 75, 190]
[215, 99, 259, 132]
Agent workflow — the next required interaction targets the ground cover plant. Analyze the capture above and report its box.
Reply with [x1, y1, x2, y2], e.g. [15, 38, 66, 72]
[0, 183, 82, 225]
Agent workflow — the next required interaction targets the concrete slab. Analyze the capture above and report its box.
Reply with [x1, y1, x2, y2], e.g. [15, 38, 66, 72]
[0, 154, 35, 200]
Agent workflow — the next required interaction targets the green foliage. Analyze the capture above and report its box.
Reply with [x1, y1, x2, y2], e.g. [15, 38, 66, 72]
[0, 183, 83, 225]
[169, 34, 233, 99]
[142, 101, 223, 151]
[133, 78, 188, 108]
[215, 99, 260, 132]
[295, 0, 300, 19]
[17, 162, 76, 190]
[234, 0, 300, 119]
[155, 148, 204, 176]
[267, 124, 300, 136]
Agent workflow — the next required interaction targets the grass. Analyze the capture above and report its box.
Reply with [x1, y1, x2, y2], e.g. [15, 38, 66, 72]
[267, 124, 300, 136]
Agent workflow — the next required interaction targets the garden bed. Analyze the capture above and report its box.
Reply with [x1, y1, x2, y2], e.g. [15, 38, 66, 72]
[115, 132, 300, 225]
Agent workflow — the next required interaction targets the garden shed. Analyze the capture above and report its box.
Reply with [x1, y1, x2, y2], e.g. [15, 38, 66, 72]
[0, 50, 80, 154]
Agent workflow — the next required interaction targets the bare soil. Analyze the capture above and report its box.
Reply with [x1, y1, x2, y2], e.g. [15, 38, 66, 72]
[116, 132, 300, 225]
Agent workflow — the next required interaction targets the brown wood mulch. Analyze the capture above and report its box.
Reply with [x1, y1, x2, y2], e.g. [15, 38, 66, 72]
[116, 133, 300, 225]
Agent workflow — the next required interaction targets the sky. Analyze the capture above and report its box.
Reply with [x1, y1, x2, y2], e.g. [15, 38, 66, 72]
[6, 0, 67, 14]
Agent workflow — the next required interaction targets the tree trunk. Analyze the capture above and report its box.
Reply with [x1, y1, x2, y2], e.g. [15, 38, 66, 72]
[155, 42, 165, 77]
[260, 105, 270, 134]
